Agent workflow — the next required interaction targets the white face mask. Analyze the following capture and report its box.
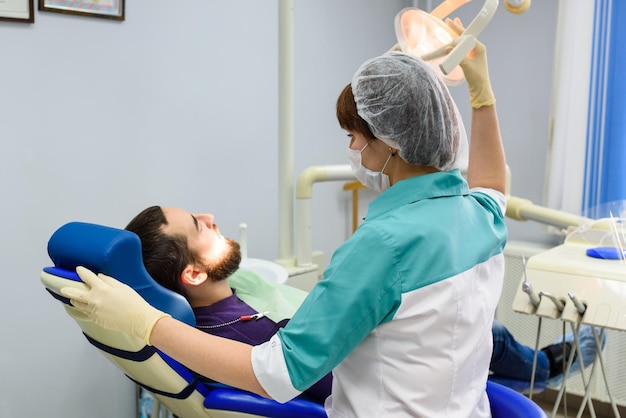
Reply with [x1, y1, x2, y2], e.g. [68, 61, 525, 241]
[348, 142, 392, 193]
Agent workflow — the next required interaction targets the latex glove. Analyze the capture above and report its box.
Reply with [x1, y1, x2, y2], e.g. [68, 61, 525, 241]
[446, 17, 495, 108]
[61, 266, 171, 345]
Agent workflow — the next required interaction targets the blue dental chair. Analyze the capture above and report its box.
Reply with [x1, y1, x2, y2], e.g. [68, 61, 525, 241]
[41, 221, 326, 418]
[40, 222, 546, 418]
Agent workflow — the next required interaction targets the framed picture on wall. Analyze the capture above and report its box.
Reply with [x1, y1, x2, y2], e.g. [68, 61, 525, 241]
[39, 0, 124, 21]
[0, 0, 35, 23]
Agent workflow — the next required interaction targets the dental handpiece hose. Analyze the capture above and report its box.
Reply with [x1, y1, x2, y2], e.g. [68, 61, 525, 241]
[539, 291, 565, 312]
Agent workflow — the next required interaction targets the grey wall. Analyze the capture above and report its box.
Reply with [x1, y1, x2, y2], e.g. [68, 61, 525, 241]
[0, 1, 558, 417]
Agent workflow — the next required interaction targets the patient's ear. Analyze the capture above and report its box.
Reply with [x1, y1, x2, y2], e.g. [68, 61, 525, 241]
[181, 264, 208, 286]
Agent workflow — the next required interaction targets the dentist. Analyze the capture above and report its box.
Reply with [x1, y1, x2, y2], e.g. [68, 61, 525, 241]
[63, 37, 506, 417]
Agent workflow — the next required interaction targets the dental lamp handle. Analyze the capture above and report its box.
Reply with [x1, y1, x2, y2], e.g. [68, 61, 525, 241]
[418, 35, 475, 68]
[463, 0, 499, 39]
[440, 35, 476, 75]
[421, 0, 499, 75]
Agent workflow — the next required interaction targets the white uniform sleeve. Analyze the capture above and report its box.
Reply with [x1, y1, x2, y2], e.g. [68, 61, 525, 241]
[251, 334, 302, 403]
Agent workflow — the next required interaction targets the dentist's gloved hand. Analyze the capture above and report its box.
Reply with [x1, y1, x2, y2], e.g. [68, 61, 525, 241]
[61, 266, 171, 345]
[446, 17, 495, 109]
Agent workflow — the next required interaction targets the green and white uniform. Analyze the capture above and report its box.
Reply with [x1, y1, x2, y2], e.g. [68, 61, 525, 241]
[252, 170, 507, 417]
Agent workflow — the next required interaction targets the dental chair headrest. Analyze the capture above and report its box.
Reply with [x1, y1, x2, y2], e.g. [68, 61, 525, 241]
[46, 221, 195, 326]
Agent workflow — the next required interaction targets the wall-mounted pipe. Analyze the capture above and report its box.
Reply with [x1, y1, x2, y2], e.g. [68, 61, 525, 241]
[278, 0, 295, 264]
[295, 165, 354, 266]
[506, 196, 590, 230]
[276, 3, 354, 270]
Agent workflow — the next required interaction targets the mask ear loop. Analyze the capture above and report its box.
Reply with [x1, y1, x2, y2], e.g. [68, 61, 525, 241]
[380, 150, 394, 176]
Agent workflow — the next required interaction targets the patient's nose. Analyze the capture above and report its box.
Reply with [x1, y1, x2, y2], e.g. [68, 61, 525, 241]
[194, 213, 215, 229]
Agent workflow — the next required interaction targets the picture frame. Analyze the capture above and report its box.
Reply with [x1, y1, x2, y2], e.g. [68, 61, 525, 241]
[39, 0, 124, 21]
[0, 0, 35, 23]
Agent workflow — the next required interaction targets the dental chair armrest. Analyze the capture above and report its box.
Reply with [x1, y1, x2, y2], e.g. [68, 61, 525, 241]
[203, 385, 327, 418]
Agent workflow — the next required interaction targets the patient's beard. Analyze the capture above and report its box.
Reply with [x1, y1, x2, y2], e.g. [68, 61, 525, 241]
[203, 239, 242, 282]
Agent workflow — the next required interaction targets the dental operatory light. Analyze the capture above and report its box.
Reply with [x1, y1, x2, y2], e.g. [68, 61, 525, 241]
[394, 0, 498, 86]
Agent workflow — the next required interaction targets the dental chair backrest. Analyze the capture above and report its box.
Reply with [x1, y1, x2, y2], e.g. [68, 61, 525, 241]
[40, 221, 327, 418]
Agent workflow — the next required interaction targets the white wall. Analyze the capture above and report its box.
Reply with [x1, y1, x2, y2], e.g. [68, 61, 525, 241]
[0, 1, 559, 417]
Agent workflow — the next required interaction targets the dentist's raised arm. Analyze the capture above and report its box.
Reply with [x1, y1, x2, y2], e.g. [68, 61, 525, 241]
[449, 18, 506, 194]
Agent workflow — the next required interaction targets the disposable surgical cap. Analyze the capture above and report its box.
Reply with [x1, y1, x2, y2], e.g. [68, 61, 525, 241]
[351, 52, 468, 171]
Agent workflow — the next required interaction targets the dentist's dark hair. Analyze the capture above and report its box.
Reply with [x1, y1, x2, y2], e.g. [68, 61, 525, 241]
[336, 83, 377, 141]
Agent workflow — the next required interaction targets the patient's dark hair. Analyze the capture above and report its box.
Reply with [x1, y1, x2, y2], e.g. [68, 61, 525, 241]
[125, 206, 196, 298]
[336, 83, 376, 141]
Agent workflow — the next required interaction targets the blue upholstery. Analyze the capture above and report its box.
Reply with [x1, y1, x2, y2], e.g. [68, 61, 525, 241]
[487, 380, 547, 418]
[45, 221, 195, 325]
[488, 375, 546, 394]
[41, 221, 546, 418]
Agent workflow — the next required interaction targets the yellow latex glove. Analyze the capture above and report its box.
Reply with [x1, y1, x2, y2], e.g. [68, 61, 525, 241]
[446, 17, 496, 108]
[61, 266, 171, 345]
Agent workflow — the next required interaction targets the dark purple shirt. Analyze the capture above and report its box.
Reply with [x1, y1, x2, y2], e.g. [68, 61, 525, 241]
[193, 291, 287, 345]
[193, 290, 332, 403]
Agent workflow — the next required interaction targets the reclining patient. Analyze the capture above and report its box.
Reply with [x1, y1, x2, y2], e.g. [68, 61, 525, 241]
[126, 206, 332, 403]
[125, 205, 599, 401]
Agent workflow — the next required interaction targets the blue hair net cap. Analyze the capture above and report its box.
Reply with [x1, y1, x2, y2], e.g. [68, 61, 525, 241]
[351, 52, 468, 171]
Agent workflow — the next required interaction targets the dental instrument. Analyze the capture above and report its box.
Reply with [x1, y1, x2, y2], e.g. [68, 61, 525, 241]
[522, 255, 542, 307]
[522, 281, 541, 307]
[568, 293, 587, 315]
